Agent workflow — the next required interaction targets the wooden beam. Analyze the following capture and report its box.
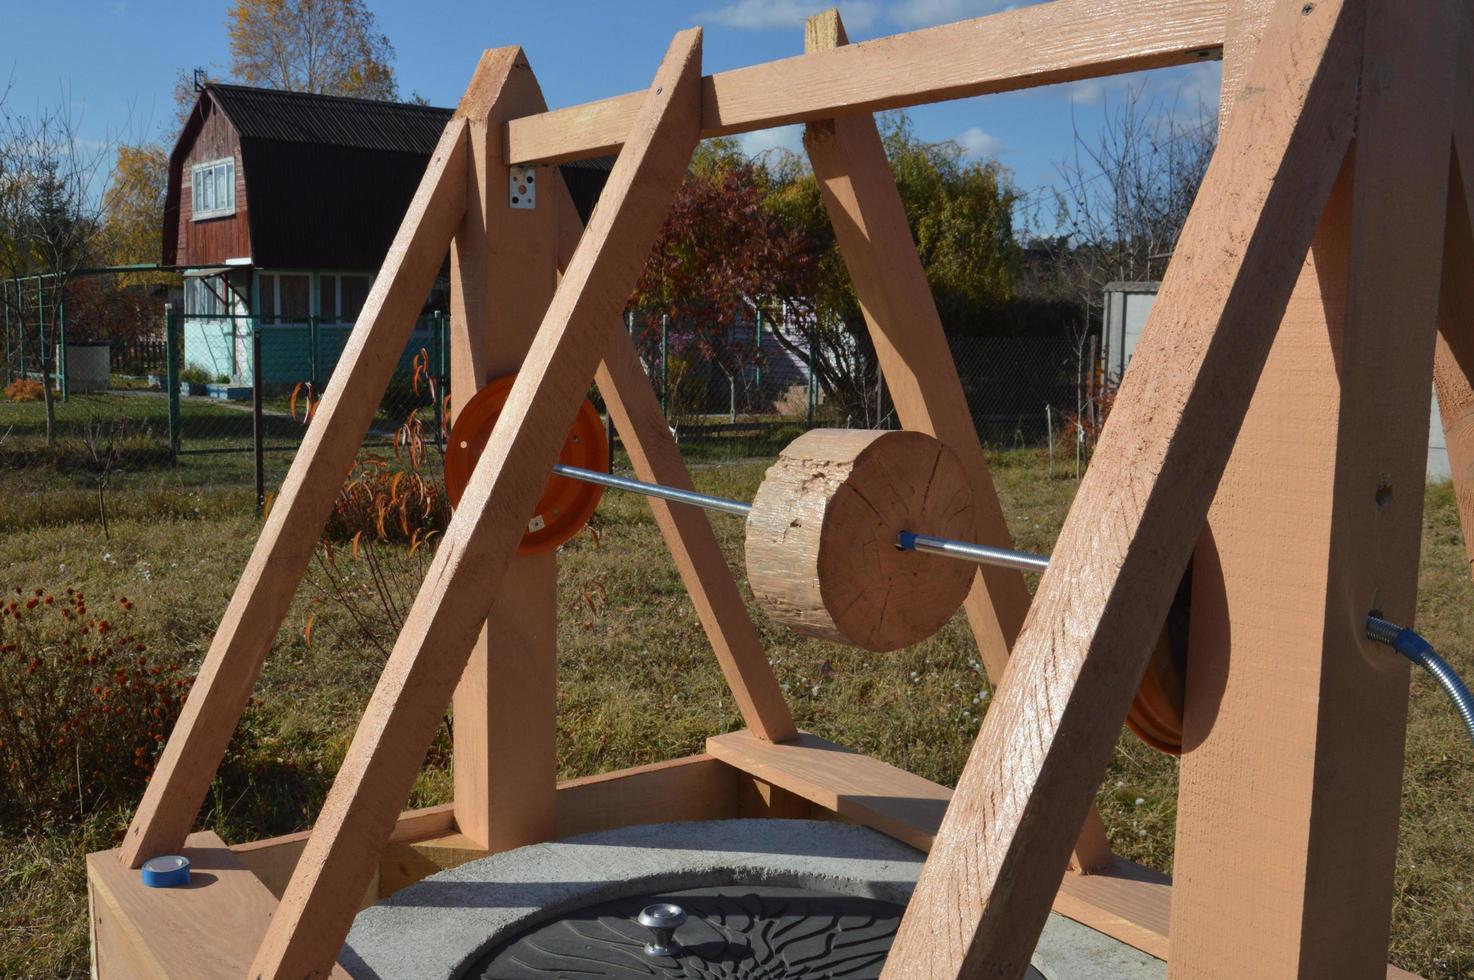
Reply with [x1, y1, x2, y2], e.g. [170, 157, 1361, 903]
[550, 183, 797, 742]
[247, 30, 704, 979]
[1170, 1, 1457, 973]
[802, 7, 1111, 873]
[446, 47, 561, 853]
[506, 0, 1224, 166]
[880, 0, 1366, 975]
[117, 116, 469, 870]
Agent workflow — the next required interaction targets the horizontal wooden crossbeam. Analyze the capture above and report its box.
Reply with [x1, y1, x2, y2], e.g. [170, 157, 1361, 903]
[505, 0, 1225, 165]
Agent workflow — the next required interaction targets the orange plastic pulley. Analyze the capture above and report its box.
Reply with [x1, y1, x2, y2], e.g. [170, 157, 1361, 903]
[443, 374, 609, 555]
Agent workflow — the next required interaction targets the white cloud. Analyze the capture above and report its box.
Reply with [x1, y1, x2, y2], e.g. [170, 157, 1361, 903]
[886, 0, 1018, 29]
[956, 126, 1004, 159]
[737, 124, 807, 161]
[1063, 78, 1111, 106]
[697, 0, 881, 31]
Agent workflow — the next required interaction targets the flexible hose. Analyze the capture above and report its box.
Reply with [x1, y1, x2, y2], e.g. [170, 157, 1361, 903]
[1366, 615, 1474, 747]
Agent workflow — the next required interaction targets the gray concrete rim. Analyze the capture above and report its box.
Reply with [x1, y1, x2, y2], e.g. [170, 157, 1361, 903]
[341, 819, 1164, 980]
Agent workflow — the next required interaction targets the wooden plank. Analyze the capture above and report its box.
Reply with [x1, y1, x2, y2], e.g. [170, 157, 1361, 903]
[708, 730, 950, 852]
[506, 0, 1224, 166]
[118, 117, 468, 870]
[89, 832, 348, 979]
[550, 181, 797, 742]
[880, 0, 1367, 975]
[801, 8, 1111, 874]
[446, 47, 561, 852]
[230, 803, 453, 901]
[247, 31, 705, 979]
[555, 754, 742, 838]
[1170, 2, 1458, 976]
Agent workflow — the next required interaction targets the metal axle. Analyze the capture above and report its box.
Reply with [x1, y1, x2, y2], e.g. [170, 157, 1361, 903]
[551, 463, 1051, 572]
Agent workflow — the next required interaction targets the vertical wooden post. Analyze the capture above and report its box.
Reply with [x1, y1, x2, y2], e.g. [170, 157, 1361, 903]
[802, 8, 1111, 872]
[882, 1, 1365, 974]
[1169, 1, 1458, 976]
[447, 47, 561, 853]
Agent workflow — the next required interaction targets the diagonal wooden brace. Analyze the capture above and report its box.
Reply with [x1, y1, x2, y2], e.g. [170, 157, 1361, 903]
[801, 6, 1112, 875]
[119, 114, 470, 870]
[246, 29, 705, 979]
[881, 0, 1366, 975]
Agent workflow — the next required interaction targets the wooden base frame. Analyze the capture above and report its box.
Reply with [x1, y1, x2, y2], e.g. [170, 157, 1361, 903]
[89, 1, 1472, 977]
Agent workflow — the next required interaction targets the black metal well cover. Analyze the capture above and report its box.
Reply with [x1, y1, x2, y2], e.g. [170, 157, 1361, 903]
[469, 884, 906, 979]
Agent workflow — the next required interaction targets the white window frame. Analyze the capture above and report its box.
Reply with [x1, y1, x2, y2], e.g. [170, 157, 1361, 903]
[191, 156, 236, 221]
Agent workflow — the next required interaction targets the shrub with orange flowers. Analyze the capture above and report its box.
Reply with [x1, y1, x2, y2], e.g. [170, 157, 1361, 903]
[3, 378, 47, 402]
[0, 587, 194, 825]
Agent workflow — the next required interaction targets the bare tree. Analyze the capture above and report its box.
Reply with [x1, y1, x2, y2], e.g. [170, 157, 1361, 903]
[1031, 84, 1217, 370]
[0, 86, 118, 448]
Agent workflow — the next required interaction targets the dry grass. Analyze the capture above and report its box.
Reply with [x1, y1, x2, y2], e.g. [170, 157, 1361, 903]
[0, 449, 1470, 976]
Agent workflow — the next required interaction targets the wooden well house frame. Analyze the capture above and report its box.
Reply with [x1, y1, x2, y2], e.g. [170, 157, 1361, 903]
[86, 0, 1474, 976]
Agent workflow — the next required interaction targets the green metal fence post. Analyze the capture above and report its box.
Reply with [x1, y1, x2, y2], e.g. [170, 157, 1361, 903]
[308, 314, 319, 391]
[35, 276, 47, 395]
[252, 325, 265, 516]
[432, 311, 446, 449]
[165, 304, 180, 456]
[58, 285, 68, 401]
[754, 307, 763, 394]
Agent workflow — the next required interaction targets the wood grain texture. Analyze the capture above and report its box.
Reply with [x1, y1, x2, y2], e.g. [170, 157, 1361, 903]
[551, 180, 797, 742]
[707, 730, 952, 852]
[247, 31, 704, 979]
[554, 754, 742, 838]
[1434, 34, 1474, 584]
[118, 116, 469, 871]
[89, 832, 348, 979]
[506, 0, 1224, 165]
[1170, 3, 1458, 976]
[745, 428, 976, 651]
[231, 803, 454, 901]
[881, 1, 1366, 976]
[801, 8, 1112, 872]
[446, 46, 560, 853]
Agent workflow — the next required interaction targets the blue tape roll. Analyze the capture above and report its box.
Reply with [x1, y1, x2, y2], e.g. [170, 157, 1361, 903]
[140, 854, 191, 888]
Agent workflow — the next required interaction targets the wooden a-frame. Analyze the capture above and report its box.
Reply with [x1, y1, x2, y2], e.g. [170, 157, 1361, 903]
[87, 1, 1472, 977]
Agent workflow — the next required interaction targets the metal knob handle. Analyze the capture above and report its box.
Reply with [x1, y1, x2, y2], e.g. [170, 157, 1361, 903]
[637, 903, 686, 958]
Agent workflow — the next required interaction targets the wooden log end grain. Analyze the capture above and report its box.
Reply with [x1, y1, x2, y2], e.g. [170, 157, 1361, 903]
[745, 428, 977, 652]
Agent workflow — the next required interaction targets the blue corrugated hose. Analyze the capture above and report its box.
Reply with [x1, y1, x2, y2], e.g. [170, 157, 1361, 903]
[1366, 615, 1474, 747]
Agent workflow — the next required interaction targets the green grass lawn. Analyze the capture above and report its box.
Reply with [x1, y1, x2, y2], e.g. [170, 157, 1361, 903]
[1, 446, 1471, 976]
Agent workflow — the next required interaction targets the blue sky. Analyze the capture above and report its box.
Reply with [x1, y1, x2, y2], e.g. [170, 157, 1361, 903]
[1, 0, 1220, 231]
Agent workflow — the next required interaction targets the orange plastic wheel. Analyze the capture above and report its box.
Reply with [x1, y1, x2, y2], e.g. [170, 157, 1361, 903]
[1124, 563, 1192, 755]
[443, 375, 608, 555]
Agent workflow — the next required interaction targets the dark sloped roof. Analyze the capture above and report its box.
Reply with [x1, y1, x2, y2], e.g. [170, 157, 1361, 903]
[166, 84, 612, 270]
[207, 84, 453, 153]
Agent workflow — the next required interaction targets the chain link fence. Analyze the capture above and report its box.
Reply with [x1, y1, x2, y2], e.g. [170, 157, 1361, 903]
[4, 301, 1095, 507]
